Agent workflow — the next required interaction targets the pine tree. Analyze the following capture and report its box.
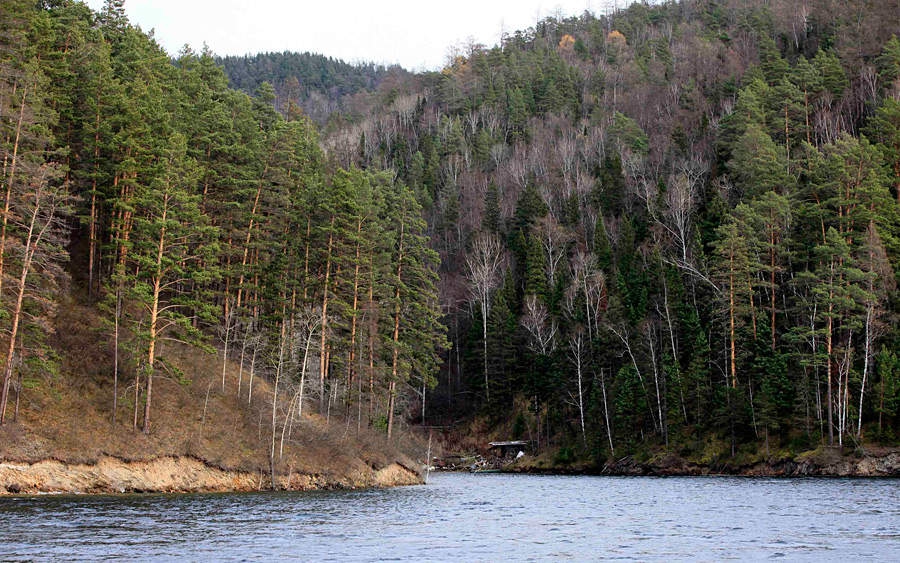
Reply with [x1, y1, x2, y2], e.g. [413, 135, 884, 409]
[126, 132, 218, 434]
[711, 209, 756, 389]
[727, 124, 792, 200]
[383, 179, 446, 437]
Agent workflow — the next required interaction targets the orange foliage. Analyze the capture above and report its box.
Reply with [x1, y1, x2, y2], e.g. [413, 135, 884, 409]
[606, 30, 627, 47]
[558, 34, 576, 51]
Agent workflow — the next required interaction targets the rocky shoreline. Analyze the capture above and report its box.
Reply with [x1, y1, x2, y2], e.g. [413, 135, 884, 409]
[5, 447, 895, 495]
[499, 447, 900, 477]
[0, 455, 423, 495]
[597, 451, 900, 477]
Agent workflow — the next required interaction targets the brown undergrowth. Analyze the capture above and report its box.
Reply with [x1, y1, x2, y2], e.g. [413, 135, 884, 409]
[0, 299, 425, 492]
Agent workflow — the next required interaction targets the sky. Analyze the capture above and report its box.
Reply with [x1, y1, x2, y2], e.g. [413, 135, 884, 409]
[83, 0, 621, 71]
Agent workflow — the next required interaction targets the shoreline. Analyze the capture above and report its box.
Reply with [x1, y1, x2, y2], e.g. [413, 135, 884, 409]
[5, 447, 897, 496]
[442, 446, 900, 478]
[0, 455, 423, 496]
[504, 448, 900, 478]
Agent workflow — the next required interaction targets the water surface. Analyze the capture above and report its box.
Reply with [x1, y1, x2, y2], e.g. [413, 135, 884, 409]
[1, 473, 897, 560]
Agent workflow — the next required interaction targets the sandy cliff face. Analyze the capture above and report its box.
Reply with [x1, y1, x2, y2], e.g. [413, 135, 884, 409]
[0, 456, 422, 495]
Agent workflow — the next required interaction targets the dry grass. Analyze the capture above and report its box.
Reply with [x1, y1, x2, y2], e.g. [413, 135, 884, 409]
[0, 299, 422, 485]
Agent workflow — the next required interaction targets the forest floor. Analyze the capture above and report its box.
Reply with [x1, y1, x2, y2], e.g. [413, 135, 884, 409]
[0, 300, 425, 494]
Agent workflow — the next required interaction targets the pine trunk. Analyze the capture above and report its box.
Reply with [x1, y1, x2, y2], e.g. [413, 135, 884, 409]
[0, 86, 28, 302]
[729, 252, 737, 389]
[345, 221, 363, 409]
[387, 218, 405, 439]
[142, 195, 168, 435]
[236, 162, 268, 310]
[0, 253, 30, 423]
[319, 216, 335, 413]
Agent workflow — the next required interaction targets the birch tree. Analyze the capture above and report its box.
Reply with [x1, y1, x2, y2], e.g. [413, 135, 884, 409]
[466, 233, 506, 402]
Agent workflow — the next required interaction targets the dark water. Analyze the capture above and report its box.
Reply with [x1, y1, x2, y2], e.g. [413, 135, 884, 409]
[1, 472, 898, 561]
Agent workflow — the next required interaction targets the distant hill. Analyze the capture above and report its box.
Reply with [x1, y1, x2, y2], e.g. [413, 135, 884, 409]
[218, 51, 410, 125]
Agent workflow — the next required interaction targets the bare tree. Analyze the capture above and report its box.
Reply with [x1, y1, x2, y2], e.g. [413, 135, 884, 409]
[269, 312, 290, 488]
[556, 128, 578, 195]
[663, 160, 704, 264]
[567, 327, 588, 446]
[235, 314, 259, 397]
[466, 233, 506, 401]
[538, 216, 569, 291]
[645, 319, 667, 445]
[507, 146, 529, 190]
[857, 224, 894, 438]
[280, 306, 322, 459]
[597, 368, 615, 455]
[608, 322, 658, 433]
[490, 143, 508, 170]
[218, 297, 236, 393]
[569, 250, 607, 341]
[521, 294, 557, 355]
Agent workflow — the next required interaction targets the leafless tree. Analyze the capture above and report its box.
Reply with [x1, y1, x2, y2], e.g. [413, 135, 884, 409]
[521, 294, 557, 355]
[597, 368, 615, 455]
[538, 216, 569, 290]
[507, 146, 529, 190]
[567, 327, 588, 446]
[466, 233, 506, 401]
[569, 250, 607, 341]
[857, 224, 894, 438]
[607, 322, 658, 433]
[280, 306, 323, 459]
[481, 106, 503, 138]
[662, 158, 705, 264]
[269, 314, 289, 487]
[557, 128, 579, 194]
[218, 296, 236, 393]
[490, 143, 508, 170]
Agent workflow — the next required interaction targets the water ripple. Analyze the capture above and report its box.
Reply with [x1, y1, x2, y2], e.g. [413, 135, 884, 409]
[0, 473, 898, 560]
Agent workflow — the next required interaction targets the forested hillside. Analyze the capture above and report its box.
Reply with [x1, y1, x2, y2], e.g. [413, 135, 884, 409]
[3, 0, 900, 474]
[218, 52, 405, 127]
[318, 0, 900, 462]
[0, 0, 446, 458]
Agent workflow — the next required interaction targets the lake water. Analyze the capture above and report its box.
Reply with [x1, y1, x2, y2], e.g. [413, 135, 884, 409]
[1, 472, 898, 561]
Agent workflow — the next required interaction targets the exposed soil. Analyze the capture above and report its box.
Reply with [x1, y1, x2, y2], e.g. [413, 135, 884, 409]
[0, 456, 421, 494]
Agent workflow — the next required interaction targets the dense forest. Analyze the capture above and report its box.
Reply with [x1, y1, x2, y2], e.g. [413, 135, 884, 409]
[2, 0, 900, 470]
[218, 51, 405, 127]
[0, 0, 446, 449]
[313, 0, 900, 461]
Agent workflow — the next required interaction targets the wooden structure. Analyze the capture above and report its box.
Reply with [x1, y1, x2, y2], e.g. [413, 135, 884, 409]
[488, 440, 529, 457]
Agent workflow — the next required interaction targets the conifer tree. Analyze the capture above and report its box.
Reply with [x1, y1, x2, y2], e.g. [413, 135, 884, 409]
[127, 132, 218, 434]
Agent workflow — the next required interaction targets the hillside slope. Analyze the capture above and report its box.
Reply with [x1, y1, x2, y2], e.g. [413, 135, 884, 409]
[319, 0, 900, 464]
[0, 300, 424, 493]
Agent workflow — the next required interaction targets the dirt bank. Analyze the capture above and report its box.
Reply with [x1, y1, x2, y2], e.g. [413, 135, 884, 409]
[0, 455, 422, 495]
[0, 331, 427, 496]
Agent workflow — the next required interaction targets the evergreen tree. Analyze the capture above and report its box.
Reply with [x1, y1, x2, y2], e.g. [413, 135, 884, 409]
[125, 133, 218, 434]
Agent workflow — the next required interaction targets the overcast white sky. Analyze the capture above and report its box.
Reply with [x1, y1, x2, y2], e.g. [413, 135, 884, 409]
[84, 0, 622, 70]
